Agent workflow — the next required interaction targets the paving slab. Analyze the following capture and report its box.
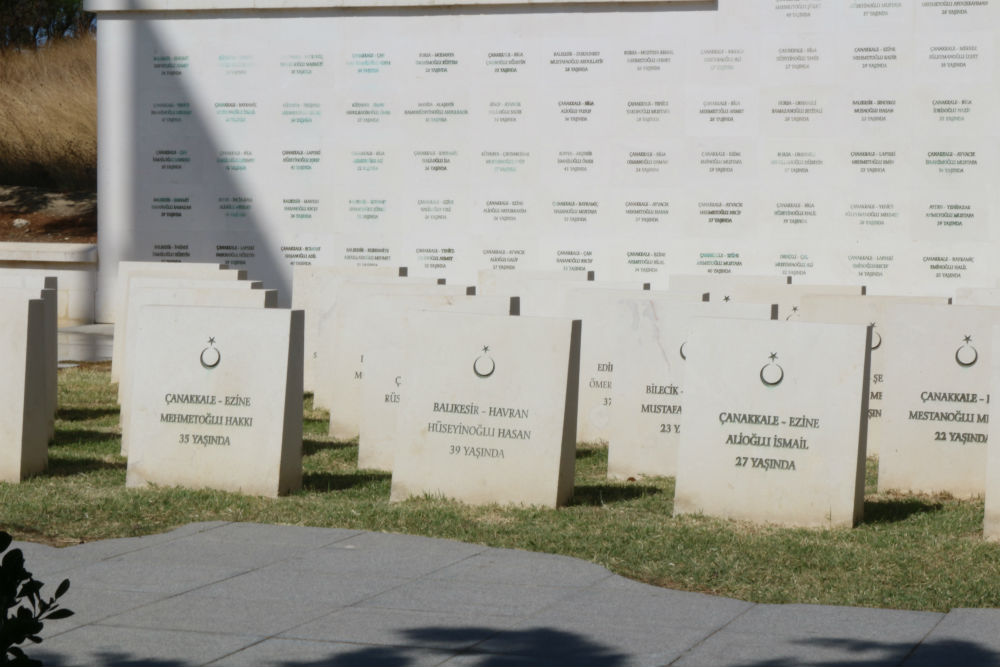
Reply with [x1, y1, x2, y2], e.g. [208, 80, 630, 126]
[539, 575, 755, 630]
[478, 576, 752, 665]
[425, 547, 614, 587]
[471, 619, 709, 666]
[102, 593, 341, 636]
[32, 625, 262, 667]
[208, 638, 458, 667]
[282, 607, 518, 649]
[17, 522, 232, 576]
[673, 603, 945, 667]
[186, 522, 364, 548]
[110, 534, 330, 570]
[439, 649, 637, 667]
[42, 586, 170, 636]
[358, 577, 585, 618]
[54, 556, 253, 595]
[5, 522, 998, 667]
[903, 608, 1000, 666]
[187, 563, 411, 605]
[287, 531, 490, 578]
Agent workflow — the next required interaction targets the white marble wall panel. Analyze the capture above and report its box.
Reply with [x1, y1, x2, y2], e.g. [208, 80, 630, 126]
[90, 2, 1000, 320]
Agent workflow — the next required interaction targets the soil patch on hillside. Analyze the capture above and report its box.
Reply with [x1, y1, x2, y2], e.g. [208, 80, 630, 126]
[0, 185, 96, 243]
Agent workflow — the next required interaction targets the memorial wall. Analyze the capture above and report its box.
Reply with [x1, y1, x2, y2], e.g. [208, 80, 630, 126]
[86, 0, 1000, 320]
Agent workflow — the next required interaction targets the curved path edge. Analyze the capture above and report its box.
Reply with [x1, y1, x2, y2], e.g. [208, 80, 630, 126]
[9, 522, 999, 666]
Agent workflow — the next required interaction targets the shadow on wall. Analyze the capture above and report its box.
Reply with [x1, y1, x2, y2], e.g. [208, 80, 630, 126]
[99, 16, 291, 319]
[100, 0, 723, 318]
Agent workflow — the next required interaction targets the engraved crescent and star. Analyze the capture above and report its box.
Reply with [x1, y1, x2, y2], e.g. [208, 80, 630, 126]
[760, 351, 784, 387]
[473, 345, 495, 378]
[200, 336, 221, 369]
[955, 334, 978, 368]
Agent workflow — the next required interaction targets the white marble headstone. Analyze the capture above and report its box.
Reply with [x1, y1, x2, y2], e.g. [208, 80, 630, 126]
[390, 311, 580, 508]
[674, 318, 870, 528]
[312, 281, 476, 428]
[797, 294, 951, 456]
[118, 281, 278, 454]
[983, 324, 1000, 541]
[879, 303, 998, 498]
[111, 263, 247, 382]
[117, 276, 267, 402]
[0, 296, 49, 482]
[606, 300, 777, 481]
[477, 270, 618, 318]
[357, 295, 517, 471]
[712, 284, 867, 321]
[125, 305, 303, 497]
[563, 287, 710, 444]
[0, 285, 57, 433]
[291, 264, 417, 392]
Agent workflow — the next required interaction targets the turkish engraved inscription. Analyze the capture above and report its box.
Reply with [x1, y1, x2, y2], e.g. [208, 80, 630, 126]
[348, 51, 390, 74]
[851, 44, 898, 72]
[153, 54, 189, 76]
[416, 51, 458, 73]
[721, 408, 819, 472]
[283, 102, 322, 124]
[482, 200, 527, 224]
[217, 53, 254, 76]
[347, 101, 390, 124]
[486, 51, 525, 73]
[282, 149, 321, 172]
[217, 195, 252, 220]
[481, 247, 525, 270]
[428, 399, 532, 462]
[151, 101, 192, 124]
[215, 101, 256, 124]
[488, 101, 523, 123]
[625, 201, 669, 224]
[771, 150, 823, 175]
[159, 390, 255, 448]
[624, 48, 673, 72]
[280, 53, 323, 75]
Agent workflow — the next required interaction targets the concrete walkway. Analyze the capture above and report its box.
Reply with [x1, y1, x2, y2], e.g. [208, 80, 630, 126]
[10, 522, 1000, 666]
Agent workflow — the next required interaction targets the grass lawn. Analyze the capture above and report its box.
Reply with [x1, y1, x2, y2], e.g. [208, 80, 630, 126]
[2, 361, 998, 612]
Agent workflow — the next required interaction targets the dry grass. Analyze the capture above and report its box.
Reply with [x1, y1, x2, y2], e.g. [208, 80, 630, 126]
[0, 36, 97, 189]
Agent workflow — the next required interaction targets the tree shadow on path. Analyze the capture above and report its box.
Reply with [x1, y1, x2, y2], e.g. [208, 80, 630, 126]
[279, 625, 629, 666]
[740, 636, 1000, 666]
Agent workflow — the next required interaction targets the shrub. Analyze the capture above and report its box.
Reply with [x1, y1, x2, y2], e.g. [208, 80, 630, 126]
[0, 531, 73, 667]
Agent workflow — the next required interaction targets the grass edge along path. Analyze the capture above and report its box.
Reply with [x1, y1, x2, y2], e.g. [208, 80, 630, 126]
[1, 362, 998, 613]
